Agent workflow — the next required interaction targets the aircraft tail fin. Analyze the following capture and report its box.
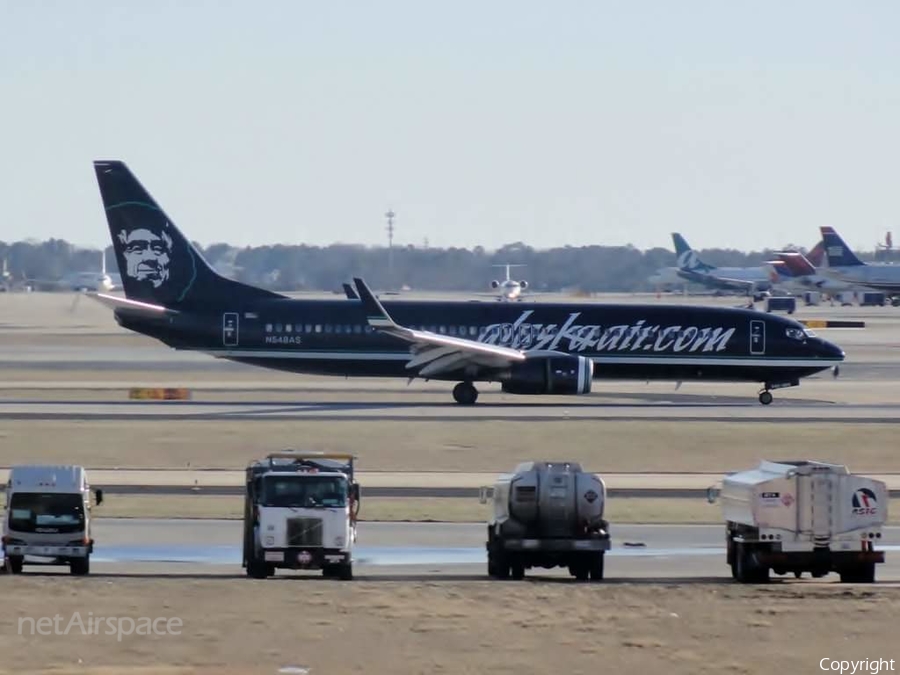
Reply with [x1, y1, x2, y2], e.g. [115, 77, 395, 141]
[806, 240, 825, 268]
[94, 161, 284, 308]
[671, 233, 715, 272]
[820, 226, 865, 267]
[777, 252, 817, 276]
[765, 260, 792, 282]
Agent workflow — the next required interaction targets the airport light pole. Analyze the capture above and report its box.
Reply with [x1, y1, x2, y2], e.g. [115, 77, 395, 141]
[385, 209, 395, 289]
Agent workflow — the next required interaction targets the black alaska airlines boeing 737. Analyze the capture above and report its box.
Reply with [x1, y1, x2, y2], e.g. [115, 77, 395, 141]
[89, 161, 844, 406]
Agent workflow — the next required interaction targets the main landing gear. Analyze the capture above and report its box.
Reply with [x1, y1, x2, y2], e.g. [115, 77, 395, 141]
[453, 382, 478, 405]
[757, 379, 799, 406]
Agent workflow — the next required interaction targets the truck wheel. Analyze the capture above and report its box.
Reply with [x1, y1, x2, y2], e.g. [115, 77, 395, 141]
[488, 550, 509, 579]
[572, 562, 589, 581]
[737, 544, 769, 584]
[510, 562, 525, 580]
[589, 552, 605, 581]
[337, 562, 353, 581]
[733, 544, 744, 582]
[841, 563, 875, 584]
[70, 556, 90, 576]
[246, 556, 269, 579]
[858, 562, 876, 583]
[735, 544, 768, 584]
[7, 556, 23, 574]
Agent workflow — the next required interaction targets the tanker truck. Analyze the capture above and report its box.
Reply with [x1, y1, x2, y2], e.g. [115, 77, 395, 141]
[486, 461, 610, 581]
[707, 460, 887, 583]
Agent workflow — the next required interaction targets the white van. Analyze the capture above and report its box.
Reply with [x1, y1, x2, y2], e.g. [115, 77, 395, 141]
[3, 465, 103, 575]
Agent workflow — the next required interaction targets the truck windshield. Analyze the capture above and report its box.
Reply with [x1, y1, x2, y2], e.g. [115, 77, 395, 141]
[7, 492, 85, 533]
[261, 475, 347, 508]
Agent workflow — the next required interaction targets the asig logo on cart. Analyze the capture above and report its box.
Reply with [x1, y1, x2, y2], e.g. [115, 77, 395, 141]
[852, 488, 878, 516]
[18, 613, 183, 641]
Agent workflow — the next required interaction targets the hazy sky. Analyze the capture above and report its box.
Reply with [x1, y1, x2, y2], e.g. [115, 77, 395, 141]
[3, 1, 899, 253]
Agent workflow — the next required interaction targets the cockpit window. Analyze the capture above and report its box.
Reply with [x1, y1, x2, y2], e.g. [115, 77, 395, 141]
[804, 328, 817, 338]
[785, 328, 806, 340]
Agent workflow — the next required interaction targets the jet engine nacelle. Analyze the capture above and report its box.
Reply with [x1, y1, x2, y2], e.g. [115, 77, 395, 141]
[519, 280, 528, 290]
[490, 280, 500, 289]
[500, 355, 593, 396]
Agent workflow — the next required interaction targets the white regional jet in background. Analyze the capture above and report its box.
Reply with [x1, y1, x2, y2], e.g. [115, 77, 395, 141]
[25, 251, 120, 292]
[480, 263, 530, 301]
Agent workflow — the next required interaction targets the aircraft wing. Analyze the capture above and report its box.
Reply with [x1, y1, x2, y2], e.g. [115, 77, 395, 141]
[676, 269, 758, 290]
[471, 291, 544, 300]
[353, 277, 527, 377]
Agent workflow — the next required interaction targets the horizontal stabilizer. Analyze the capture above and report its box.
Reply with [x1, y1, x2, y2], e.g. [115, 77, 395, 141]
[87, 292, 177, 317]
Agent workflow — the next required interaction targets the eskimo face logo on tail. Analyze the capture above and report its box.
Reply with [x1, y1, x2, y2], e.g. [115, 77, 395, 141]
[851, 487, 878, 516]
[118, 227, 173, 288]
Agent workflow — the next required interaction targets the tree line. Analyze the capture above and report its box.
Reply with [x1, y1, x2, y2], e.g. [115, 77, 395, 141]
[0, 237, 892, 293]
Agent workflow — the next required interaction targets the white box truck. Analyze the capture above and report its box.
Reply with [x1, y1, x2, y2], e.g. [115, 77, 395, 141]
[486, 461, 611, 581]
[708, 460, 887, 583]
[3, 465, 103, 575]
[242, 451, 359, 580]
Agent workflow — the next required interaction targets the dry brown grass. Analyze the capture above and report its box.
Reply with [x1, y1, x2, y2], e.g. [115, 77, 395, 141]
[0, 578, 898, 674]
[2, 419, 899, 473]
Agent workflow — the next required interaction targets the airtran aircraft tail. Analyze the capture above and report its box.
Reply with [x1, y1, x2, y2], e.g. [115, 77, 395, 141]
[94, 161, 284, 309]
[820, 226, 865, 268]
[671, 233, 715, 273]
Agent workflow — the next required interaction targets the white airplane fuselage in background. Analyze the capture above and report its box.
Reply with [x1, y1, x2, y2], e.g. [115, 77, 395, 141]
[489, 264, 528, 301]
[64, 270, 119, 292]
[647, 266, 686, 291]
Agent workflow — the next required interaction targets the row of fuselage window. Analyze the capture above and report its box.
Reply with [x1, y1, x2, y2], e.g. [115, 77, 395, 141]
[263, 323, 484, 337]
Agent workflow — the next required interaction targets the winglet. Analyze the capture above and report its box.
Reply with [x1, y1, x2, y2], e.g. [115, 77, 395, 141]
[342, 282, 359, 300]
[353, 278, 396, 328]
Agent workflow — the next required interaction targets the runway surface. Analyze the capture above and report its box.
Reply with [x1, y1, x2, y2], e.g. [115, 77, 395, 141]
[20, 519, 900, 582]
[0, 396, 898, 423]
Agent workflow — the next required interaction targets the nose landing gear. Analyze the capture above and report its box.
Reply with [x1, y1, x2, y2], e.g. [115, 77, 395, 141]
[757, 379, 799, 405]
[453, 382, 479, 405]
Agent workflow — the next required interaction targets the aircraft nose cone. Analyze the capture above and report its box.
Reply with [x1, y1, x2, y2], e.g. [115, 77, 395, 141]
[817, 337, 845, 361]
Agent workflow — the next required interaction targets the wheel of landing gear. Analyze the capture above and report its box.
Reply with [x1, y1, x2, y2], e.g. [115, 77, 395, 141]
[452, 382, 478, 405]
[758, 391, 773, 405]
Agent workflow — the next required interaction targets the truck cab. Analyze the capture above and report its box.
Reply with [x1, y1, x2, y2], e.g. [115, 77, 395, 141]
[2, 465, 103, 575]
[242, 451, 359, 580]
